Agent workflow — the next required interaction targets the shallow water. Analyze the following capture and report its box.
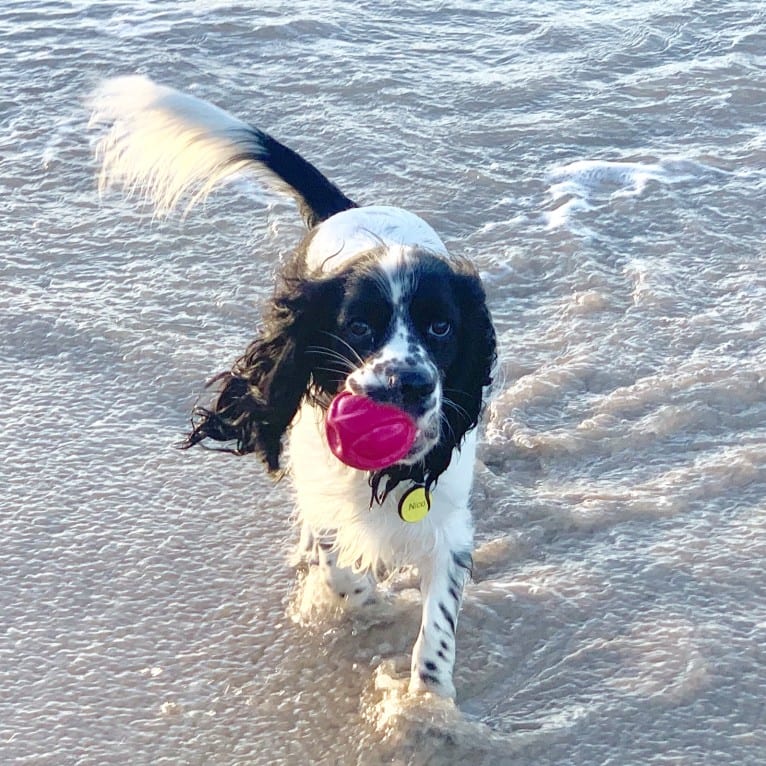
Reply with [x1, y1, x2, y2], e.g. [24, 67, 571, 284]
[2, 2, 766, 764]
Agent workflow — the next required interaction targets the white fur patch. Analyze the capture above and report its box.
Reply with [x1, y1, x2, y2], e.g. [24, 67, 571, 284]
[289, 403, 475, 575]
[305, 206, 448, 273]
[89, 75, 290, 215]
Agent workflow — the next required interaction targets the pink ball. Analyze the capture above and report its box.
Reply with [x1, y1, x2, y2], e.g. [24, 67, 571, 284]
[325, 392, 417, 470]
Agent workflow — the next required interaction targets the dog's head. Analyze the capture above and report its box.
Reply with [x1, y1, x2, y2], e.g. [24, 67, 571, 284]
[183, 207, 495, 497]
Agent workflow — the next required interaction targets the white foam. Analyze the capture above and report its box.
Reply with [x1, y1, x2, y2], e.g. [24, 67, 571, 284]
[544, 157, 716, 230]
[361, 660, 517, 758]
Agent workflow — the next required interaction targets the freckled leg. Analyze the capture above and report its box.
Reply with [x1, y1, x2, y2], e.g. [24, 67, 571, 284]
[298, 523, 377, 608]
[409, 550, 472, 699]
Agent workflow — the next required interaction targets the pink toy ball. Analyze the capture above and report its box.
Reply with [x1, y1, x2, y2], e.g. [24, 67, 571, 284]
[325, 391, 417, 471]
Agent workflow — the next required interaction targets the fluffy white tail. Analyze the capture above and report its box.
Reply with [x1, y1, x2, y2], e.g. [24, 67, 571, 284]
[88, 75, 356, 225]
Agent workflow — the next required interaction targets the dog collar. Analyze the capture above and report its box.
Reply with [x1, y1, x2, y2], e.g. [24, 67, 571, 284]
[398, 485, 431, 523]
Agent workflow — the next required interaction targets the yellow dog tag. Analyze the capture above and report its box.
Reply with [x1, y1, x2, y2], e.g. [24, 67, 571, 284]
[398, 486, 431, 523]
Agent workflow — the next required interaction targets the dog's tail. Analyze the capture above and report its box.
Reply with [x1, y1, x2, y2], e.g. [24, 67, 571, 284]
[88, 76, 357, 227]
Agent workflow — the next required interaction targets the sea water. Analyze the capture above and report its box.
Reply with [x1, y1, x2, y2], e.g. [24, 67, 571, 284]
[2, 2, 765, 764]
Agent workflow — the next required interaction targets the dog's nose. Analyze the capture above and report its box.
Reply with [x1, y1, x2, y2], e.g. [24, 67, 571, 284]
[391, 370, 436, 405]
[377, 369, 436, 409]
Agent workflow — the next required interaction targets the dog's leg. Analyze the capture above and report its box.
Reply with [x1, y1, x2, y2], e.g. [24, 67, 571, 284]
[307, 531, 377, 608]
[409, 549, 472, 699]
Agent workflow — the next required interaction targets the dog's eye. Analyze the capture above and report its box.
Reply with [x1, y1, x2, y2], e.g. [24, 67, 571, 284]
[348, 320, 373, 339]
[428, 320, 452, 338]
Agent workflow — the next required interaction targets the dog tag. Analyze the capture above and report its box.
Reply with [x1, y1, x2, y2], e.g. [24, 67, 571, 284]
[398, 486, 431, 523]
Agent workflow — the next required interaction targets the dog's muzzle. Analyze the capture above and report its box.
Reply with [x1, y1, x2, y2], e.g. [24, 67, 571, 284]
[347, 362, 442, 463]
[366, 368, 436, 414]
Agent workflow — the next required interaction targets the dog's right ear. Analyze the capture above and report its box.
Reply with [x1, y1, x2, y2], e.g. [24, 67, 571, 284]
[180, 271, 343, 472]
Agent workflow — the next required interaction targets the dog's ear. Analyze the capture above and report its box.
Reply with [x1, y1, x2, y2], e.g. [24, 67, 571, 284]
[433, 268, 496, 467]
[449, 268, 496, 426]
[181, 271, 343, 472]
[370, 268, 495, 501]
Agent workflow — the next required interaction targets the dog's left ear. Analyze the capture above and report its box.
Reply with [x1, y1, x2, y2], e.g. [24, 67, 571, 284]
[181, 271, 342, 472]
[401, 266, 495, 493]
[444, 268, 496, 442]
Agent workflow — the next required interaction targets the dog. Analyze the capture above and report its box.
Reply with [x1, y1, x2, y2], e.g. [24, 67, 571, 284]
[90, 76, 496, 699]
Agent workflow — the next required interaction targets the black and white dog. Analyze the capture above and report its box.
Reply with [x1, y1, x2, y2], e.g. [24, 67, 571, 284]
[90, 76, 496, 699]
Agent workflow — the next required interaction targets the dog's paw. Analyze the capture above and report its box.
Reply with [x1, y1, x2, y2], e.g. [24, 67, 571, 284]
[408, 671, 457, 700]
[322, 566, 378, 608]
[290, 562, 378, 624]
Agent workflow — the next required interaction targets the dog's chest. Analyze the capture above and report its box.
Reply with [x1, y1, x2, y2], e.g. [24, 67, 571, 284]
[287, 402, 475, 571]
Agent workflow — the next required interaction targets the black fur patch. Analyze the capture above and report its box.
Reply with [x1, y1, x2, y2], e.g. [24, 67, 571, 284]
[438, 602, 456, 633]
